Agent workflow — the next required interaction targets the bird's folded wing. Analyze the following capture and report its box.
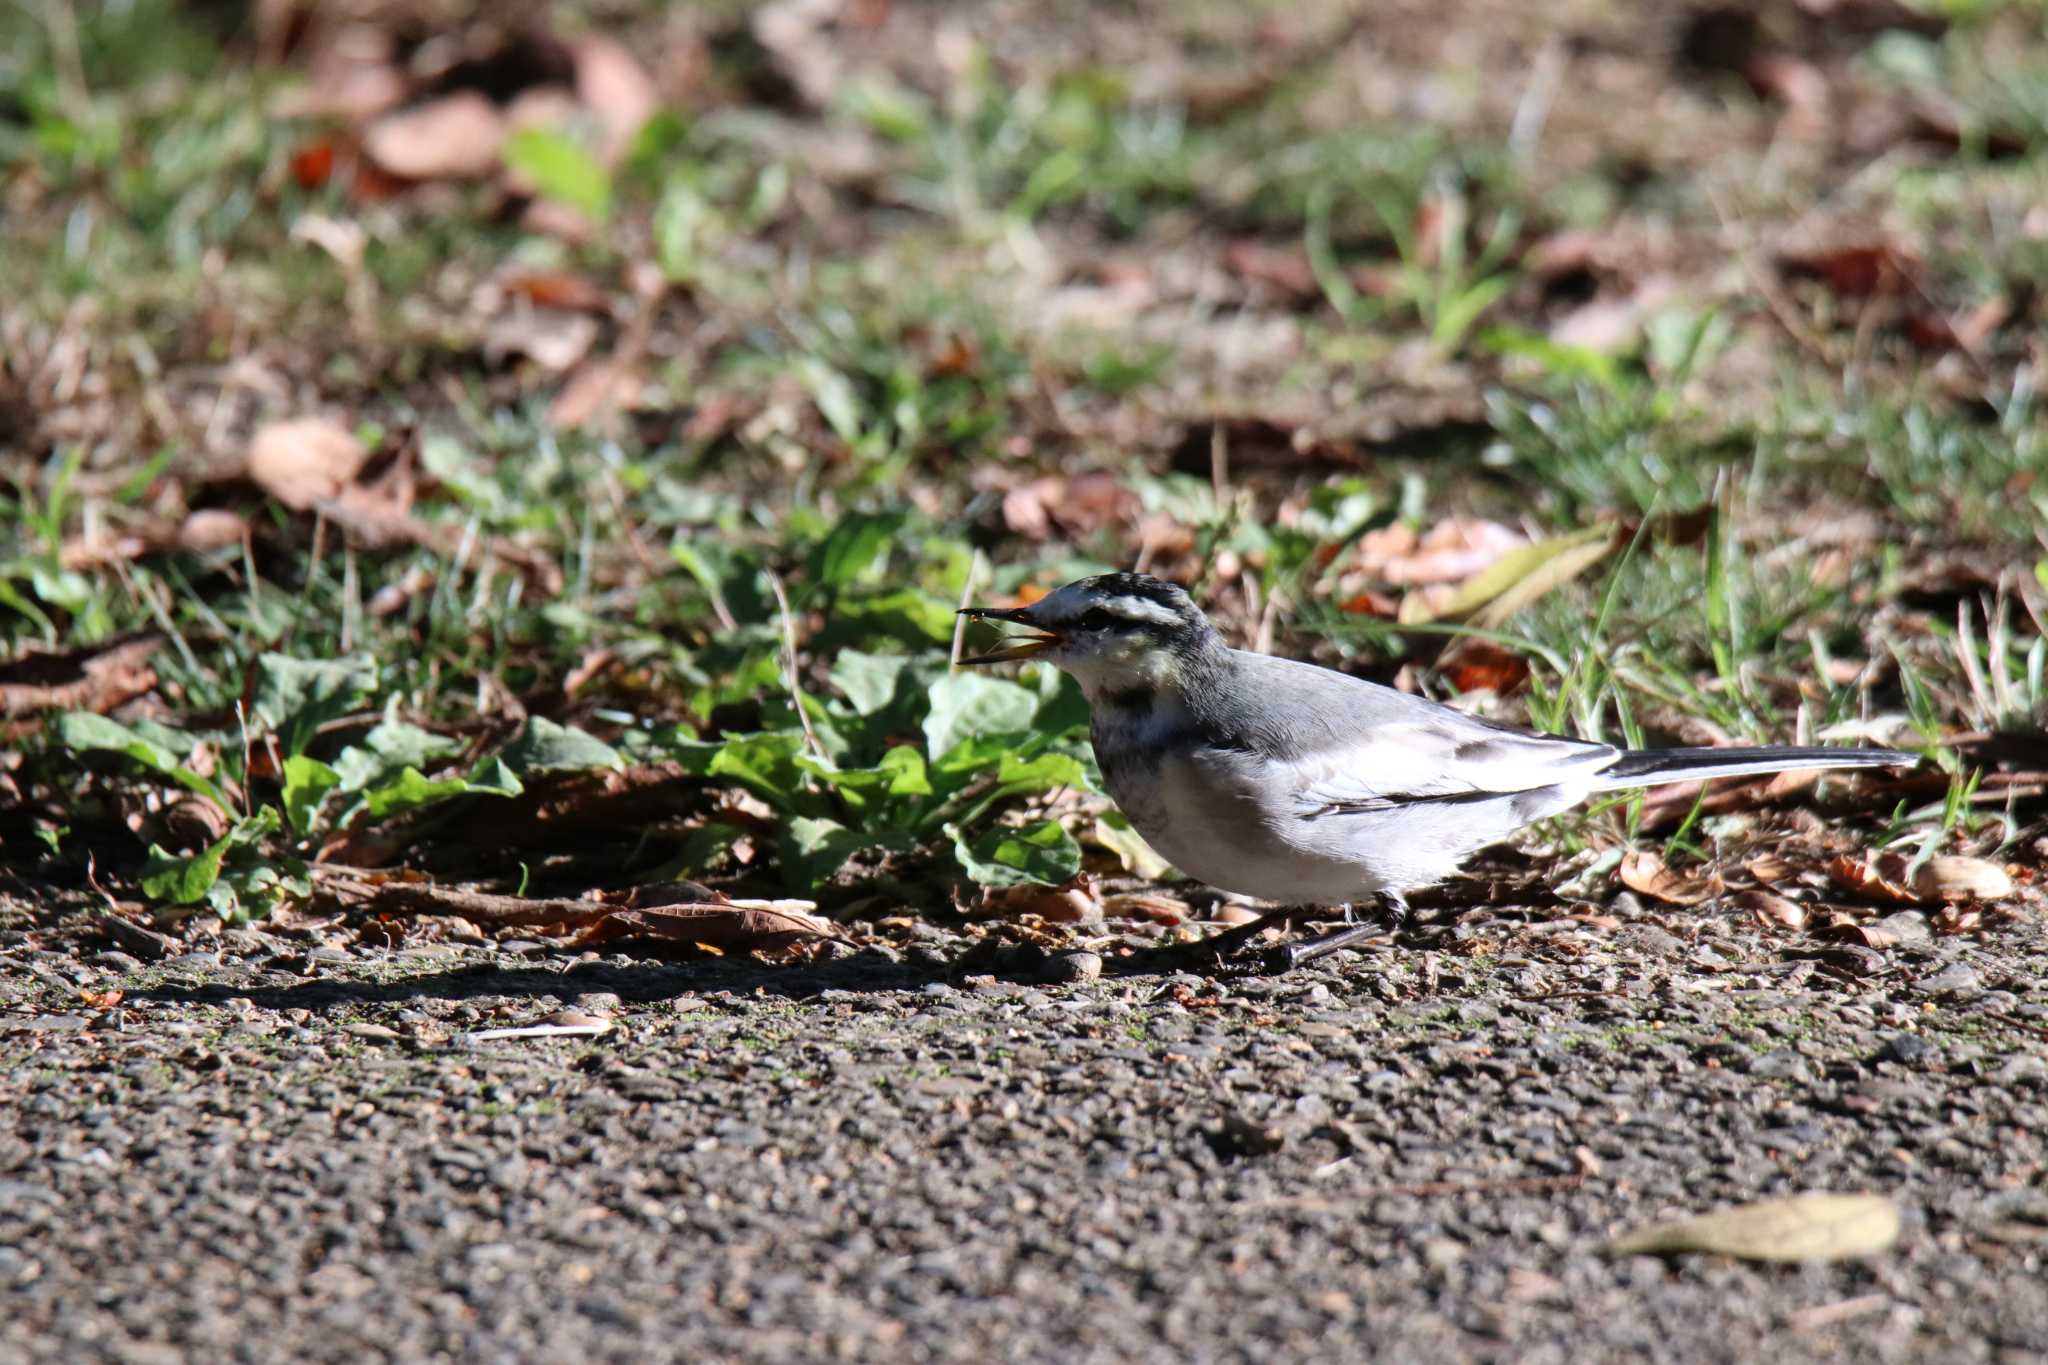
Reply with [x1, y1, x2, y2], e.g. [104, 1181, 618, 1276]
[1283, 721, 1620, 815]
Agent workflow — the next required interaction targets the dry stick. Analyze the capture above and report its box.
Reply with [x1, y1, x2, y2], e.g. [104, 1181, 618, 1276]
[949, 549, 986, 669]
[765, 567, 827, 762]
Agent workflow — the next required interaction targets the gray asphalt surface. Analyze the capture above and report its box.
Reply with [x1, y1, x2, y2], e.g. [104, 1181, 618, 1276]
[4, 897, 2046, 1364]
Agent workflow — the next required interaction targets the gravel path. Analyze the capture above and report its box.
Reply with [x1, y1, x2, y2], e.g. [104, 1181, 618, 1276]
[4, 899, 2046, 1363]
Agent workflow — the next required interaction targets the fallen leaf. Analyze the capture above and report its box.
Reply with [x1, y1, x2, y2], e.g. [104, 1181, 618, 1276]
[1779, 242, 1917, 299]
[1402, 524, 1614, 627]
[0, 632, 162, 717]
[247, 417, 368, 510]
[1732, 887, 1807, 931]
[547, 360, 643, 430]
[1358, 518, 1527, 587]
[178, 509, 248, 552]
[1913, 855, 2014, 903]
[484, 308, 599, 372]
[578, 902, 838, 955]
[1618, 849, 1716, 906]
[362, 93, 506, 181]
[573, 36, 660, 164]
[503, 271, 610, 311]
[1610, 1193, 1901, 1262]
[1438, 640, 1530, 696]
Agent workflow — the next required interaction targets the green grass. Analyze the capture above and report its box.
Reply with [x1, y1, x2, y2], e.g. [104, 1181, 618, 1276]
[3, 0, 2044, 926]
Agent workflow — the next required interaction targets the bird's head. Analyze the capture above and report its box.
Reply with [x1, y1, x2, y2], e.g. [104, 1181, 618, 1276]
[957, 573, 1215, 695]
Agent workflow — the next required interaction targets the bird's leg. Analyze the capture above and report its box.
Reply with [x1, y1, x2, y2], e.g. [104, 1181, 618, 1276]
[1268, 891, 1409, 972]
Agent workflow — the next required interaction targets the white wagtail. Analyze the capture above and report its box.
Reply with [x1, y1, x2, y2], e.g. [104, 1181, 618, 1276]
[958, 572, 1918, 971]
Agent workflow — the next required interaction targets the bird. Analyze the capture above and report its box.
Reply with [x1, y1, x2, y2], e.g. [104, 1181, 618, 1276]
[956, 571, 1919, 972]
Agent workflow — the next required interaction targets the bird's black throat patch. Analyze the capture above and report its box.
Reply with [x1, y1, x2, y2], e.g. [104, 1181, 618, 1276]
[1103, 686, 1154, 713]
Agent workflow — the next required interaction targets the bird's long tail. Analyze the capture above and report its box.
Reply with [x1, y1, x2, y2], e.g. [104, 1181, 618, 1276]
[1592, 745, 1918, 791]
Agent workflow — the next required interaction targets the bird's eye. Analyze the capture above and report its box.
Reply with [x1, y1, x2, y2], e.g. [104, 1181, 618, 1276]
[1078, 607, 1119, 631]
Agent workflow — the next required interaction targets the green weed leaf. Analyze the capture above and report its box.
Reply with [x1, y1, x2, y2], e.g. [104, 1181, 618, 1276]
[281, 755, 341, 835]
[923, 673, 1039, 758]
[500, 717, 624, 775]
[504, 127, 611, 221]
[953, 819, 1080, 888]
[253, 653, 376, 758]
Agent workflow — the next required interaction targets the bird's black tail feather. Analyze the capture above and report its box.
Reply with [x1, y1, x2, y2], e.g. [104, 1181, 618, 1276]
[1593, 745, 1917, 791]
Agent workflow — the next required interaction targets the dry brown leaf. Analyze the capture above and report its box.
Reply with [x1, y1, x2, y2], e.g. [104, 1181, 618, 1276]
[1831, 852, 2013, 906]
[1, 633, 164, 718]
[579, 903, 837, 955]
[1437, 640, 1531, 697]
[548, 361, 644, 430]
[1357, 518, 1526, 587]
[484, 308, 599, 373]
[248, 417, 368, 510]
[1610, 1194, 1900, 1262]
[1732, 888, 1807, 931]
[573, 36, 660, 164]
[1618, 849, 1715, 907]
[363, 93, 506, 181]
[1912, 855, 2015, 903]
[177, 509, 248, 552]
[978, 876, 1103, 924]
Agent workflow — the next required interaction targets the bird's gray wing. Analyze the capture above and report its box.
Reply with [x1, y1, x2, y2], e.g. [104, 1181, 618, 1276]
[1215, 652, 1619, 813]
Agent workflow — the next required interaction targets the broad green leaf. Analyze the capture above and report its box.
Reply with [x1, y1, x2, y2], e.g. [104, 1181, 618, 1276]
[994, 751, 1090, 795]
[137, 808, 275, 906]
[709, 731, 807, 803]
[332, 718, 462, 793]
[253, 653, 376, 758]
[817, 589, 957, 645]
[141, 831, 232, 905]
[797, 355, 863, 446]
[500, 717, 624, 775]
[362, 767, 478, 819]
[829, 650, 913, 717]
[463, 756, 523, 798]
[812, 512, 906, 590]
[796, 746, 932, 811]
[953, 819, 1080, 888]
[923, 673, 1040, 758]
[503, 127, 611, 221]
[782, 815, 870, 892]
[281, 755, 341, 835]
[55, 712, 233, 813]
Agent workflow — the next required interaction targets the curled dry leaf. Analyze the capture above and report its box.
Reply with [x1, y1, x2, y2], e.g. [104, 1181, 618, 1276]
[1731, 888, 1807, 931]
[1830, 852, 2014, 906]
[1914, 855, 2015, 903]
[1610, 1193, 1901, 1263]
[578, 902, 838, 957]
[1618, 848, 1715, 906]
[248, 417, 368, 510]
[0, 632, 162, 718]
[363, 92, 506, 181]
[978, 875, 1103, 925]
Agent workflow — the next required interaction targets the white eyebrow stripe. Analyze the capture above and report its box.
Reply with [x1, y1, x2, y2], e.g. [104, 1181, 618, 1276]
[1104, 596, 1182, 625]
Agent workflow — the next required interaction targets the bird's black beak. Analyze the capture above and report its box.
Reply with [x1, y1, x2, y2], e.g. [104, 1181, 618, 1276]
[956, 605, 1061, 665]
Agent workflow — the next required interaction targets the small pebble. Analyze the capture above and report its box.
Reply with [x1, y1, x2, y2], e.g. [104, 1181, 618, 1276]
[1040, 951, 1102, 985]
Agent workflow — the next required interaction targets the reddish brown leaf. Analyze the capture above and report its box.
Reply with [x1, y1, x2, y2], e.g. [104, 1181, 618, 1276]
[291, 139, 338, 189]
[0, 633, 162, 718]
[504, 271, 610, 312]
[1619, 849, 1716, 907]
[1438, 640, 1530, 696]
